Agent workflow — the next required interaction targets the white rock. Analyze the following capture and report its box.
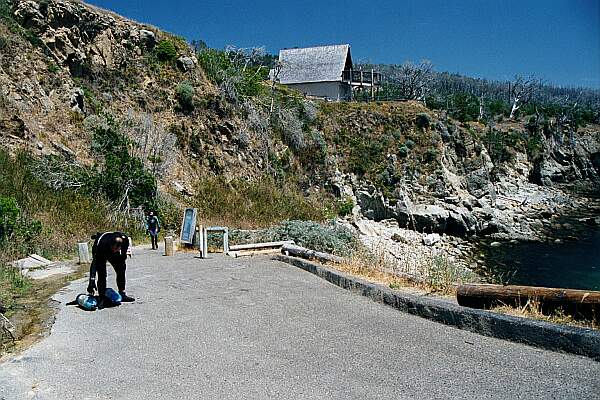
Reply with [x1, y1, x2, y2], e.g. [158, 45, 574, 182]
[423, 233, 441, 246]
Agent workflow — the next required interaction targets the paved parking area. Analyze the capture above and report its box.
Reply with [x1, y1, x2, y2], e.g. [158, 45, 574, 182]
[1, 247, 599, 399]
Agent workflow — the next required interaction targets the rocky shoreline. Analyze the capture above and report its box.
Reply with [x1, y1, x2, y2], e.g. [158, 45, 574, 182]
[336, 176, 600, 284]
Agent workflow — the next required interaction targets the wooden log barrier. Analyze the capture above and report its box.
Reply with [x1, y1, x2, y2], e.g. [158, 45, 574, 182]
[457, 283, 600, 320]
[281, 244, 346, 265]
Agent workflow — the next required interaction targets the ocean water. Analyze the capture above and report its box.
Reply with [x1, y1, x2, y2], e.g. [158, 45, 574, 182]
[482, 228, 600, 291]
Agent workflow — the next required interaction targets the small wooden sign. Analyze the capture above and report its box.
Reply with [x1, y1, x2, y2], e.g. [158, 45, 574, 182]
[180, 208, 198, 244]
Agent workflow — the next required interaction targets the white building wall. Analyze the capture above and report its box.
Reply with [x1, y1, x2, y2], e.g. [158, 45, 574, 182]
[286, 82, 351, 101]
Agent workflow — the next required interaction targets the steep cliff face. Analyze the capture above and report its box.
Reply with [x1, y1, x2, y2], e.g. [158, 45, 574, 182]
[0, 0, 269, 191]
[319, 102, 599, 242]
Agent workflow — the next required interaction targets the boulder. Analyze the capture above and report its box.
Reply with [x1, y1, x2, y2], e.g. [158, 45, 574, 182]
[177, 56, 197, 72]
[70, 87, 85, 112]
[355, 189, 395, 222]
[423, 233, 441, 246]
[466, 168, 490, 198]
[139, 29, 157, 49]
[403, 204, 449, 234]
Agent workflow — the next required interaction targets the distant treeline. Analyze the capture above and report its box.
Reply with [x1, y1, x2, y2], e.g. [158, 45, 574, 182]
[358, 62, 600, 124]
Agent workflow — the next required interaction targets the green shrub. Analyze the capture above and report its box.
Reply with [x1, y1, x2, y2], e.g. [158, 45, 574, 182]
[484, 128, 520, 164]
[449, 92, 480, 122]
[175, 82, 195, 112]
[0, 195, 42, 254]
[423, 148, 438, 163]
[47, 62, 60, 73]
[0, 196, 20, 242]
[398, 145, 409, 158]
[88, 115, 157, 209]
[155, 40, 177, 62]
[415, 113, 432, 129]
[196, 48, 268, 101]
[337, 197, 354, 217]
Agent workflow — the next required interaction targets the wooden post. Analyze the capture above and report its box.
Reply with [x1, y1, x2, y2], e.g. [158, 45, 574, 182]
[164, 236, 174, 256]
[202, 226, 208, 258]
[198, 224, 205, 258]
[78, 242, 91, 264]
[349, 68, 353, 101]
[223, 228, 229, 254]
[370, 69, 375, 100]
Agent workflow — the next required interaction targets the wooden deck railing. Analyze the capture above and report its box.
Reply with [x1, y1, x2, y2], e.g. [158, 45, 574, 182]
[342, 69, 383, 86]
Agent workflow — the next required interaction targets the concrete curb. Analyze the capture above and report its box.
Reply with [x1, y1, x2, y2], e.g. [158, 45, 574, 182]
[274, 255, 600, 361]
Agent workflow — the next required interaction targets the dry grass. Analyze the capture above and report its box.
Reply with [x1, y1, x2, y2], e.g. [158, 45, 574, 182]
[331, 245, 476, 296]
[491, 299, 599, 331]
[190, 176, 335, 229]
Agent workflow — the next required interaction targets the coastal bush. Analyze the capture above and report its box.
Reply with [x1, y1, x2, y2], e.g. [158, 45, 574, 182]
[88, 114, 157, 210]
[175, 82, 195, 112]
[398, 145, 409, 158]
[337, 197, 354, 217]
[0, 196, 41, 253]
[155, 40, 177, 62]
[196, 47, 268, 102]
[0, 150, 126, 259]
[415, 113, 432, 129]
[262, 220, 356, 256]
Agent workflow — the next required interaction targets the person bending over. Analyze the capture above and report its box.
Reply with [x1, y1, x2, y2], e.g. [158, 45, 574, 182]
[88, 232, 135, 305]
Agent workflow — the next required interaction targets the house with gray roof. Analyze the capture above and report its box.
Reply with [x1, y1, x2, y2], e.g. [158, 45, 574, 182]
[272, 44, 381, 101]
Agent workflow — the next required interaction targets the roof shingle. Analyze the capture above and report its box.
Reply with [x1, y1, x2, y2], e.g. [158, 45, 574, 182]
[277, 44, 352, 84]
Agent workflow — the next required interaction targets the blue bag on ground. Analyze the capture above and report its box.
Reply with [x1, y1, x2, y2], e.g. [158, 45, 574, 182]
[104, 288, 122, 305]
[76, 294, 98, 311]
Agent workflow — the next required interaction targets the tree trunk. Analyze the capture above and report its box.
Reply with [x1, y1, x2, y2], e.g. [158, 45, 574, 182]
[281, 244, 345, 265]
[509, 99, 519, 119]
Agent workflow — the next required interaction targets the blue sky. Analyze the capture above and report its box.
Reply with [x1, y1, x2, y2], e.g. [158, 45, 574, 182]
[87, 0, 600, 88]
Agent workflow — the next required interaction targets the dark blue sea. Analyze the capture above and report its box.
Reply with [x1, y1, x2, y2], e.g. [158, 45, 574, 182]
[482, 228, 600, 291]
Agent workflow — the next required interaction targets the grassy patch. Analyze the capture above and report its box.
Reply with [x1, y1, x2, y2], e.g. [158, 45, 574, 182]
[190, 176, 335, 229]
[0, 264, 31, 315]
[491, 299, 598, 331]
[331, 245, 477, 296]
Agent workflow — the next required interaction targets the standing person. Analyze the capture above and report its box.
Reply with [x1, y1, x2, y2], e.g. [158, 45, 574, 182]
[87, 232, 135, 306]
[145, 211, 161, 250]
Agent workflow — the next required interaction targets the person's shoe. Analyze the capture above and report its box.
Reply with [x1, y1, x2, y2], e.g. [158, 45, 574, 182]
[119, 292, 135, 302]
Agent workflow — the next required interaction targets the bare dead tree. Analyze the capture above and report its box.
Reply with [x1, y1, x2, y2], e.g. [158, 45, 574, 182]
[122, 110, 177, 180]
[509, 75, 539, 119]
[30, 156, 86, 190]
[218, 46, 269, 102]
[269, 60, 284, 115]
[479, 94, 485, 121]
[390, 60, 434, 101]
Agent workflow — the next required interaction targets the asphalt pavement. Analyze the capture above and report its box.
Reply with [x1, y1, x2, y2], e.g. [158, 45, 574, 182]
[1, 245, 599, 400]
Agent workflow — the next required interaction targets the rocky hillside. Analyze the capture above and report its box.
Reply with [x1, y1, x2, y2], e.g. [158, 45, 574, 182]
[1, 0, 599, 249]
[0, 0, 273, 191]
